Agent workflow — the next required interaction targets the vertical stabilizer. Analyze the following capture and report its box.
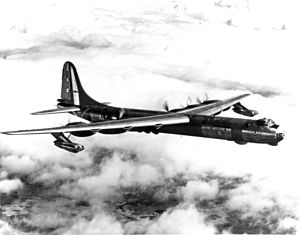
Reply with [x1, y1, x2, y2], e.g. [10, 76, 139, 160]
[58, 61, 105, 107]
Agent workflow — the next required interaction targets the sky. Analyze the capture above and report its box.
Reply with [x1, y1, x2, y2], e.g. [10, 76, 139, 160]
[0, 0, 299, 234]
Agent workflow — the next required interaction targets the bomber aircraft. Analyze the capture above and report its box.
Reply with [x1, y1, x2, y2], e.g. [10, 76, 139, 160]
[1, 61, 284, 153]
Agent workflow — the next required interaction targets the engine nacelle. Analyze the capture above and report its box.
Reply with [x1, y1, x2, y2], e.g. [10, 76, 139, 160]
[66, 122, 96, 137]
[233, 107, 258, 117]
[105, 107, 126, 120]
[234, 140, 247, 145]
[70, 131, 96, 137]
[54, 140, 84, 153]
[233, 102, 258, 117]
[52, 133, 84, 153]
[99, 129, 127, 134]
[81, 108, 126, 122]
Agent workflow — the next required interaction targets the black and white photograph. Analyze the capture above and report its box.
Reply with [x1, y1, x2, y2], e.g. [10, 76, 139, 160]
[0, 0, 298, 234]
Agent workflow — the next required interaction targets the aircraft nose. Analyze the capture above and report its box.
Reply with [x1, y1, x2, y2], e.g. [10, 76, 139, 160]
[276, 133, 285, 142]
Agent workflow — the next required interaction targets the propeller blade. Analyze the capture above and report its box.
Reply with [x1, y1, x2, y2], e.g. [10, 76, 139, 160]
[205, 92, 209, 101]
[187, 96, 193, 106]
[58, 117, 72, 138]
[66, 117, 72, 138]
[162, 100, 169, 112]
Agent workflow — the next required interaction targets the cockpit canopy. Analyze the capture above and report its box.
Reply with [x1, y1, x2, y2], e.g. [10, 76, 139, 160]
[256, 118, 279, 129]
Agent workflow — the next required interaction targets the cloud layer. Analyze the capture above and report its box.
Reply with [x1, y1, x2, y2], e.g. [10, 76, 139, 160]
[0, 178, 23, 194]
[0, 0, 299, 234]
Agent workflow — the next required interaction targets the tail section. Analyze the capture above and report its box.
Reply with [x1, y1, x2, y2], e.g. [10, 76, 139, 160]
[58, 61, 105, 108]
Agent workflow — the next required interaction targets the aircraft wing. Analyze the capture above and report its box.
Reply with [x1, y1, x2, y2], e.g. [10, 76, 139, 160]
[2, 113, 190, 135]
[178, 93, 251, 115]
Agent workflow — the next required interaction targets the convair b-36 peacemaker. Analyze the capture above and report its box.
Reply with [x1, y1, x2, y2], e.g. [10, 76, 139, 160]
[1, 62, 284, 153]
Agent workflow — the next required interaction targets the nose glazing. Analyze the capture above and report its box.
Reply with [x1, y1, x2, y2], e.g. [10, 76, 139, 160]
[276, 133, 285, 142]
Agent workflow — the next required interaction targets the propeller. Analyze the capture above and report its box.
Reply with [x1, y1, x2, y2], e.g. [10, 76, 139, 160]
[59, 117, 72, 138]
[66, 117, 72, 139]
[196, 92, 209, 104]
[162, 100, 170, 112]
[186, 93, 209, 106]
[163, 92, 209, 111]
[187, 96, 193, 106]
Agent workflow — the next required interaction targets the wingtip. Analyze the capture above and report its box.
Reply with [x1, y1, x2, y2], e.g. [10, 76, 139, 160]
[238, 93, 252, 98]
[0, 130, 35, 135]
[30, 111, 48, 115]
[1, 131, 16, 135]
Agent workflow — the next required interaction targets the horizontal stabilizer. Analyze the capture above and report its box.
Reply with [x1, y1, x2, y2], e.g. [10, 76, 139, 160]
[31, 107, 81, 115]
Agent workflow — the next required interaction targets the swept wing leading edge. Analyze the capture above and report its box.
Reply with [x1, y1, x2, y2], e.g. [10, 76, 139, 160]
[2, 113, 190, 135]
[177, 93, 251, 115]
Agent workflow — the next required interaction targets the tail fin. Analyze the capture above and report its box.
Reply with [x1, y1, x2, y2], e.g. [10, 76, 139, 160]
[58, 61, 105, 107]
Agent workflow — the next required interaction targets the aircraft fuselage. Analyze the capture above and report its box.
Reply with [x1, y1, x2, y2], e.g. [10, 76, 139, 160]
[156, 115, 283, 146]
[73, 106, 283, 146]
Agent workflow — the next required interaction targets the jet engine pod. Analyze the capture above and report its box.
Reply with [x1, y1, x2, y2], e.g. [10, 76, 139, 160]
[233, 102, 258, 117]
[233, 107, 258, 117]
[54, 140, 84, 153]
[52, 132, 84, 153]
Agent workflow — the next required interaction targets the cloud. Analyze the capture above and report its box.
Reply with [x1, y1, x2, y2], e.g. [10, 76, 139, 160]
[225, 181, 276, 215]
[67, 151, 162, 199]
[279, 217, 299, 231]
[154, 64, 283, 98]
[180, 180, 219, 202]
[33, 163, 80, 184]
[0, 178, 23, 194]
[0, 171, 8, 179]
[0, 155, 37, 175]
[25, 211, 70, 231]
[63, 213, 123, 235]
[223, 179, 298, 234]
[125, 205, 216, 234]
[0, 31, 114, 60]
[0, 220, 28, 235]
